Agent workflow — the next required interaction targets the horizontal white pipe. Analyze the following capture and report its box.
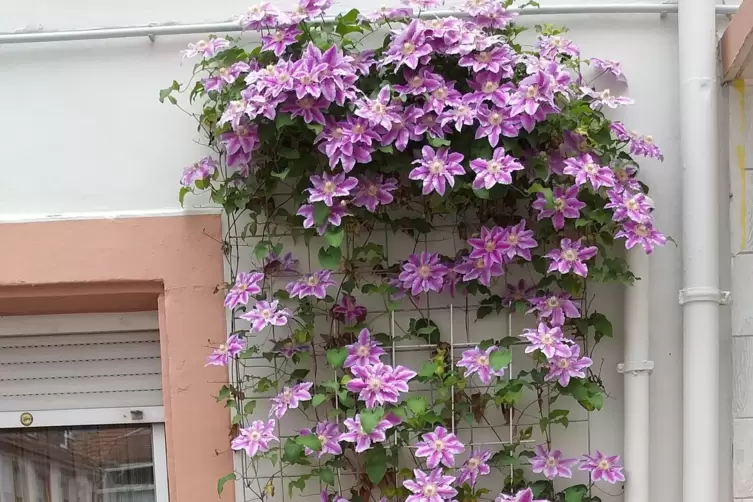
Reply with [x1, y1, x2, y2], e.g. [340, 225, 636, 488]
[0, 4, 739, 45]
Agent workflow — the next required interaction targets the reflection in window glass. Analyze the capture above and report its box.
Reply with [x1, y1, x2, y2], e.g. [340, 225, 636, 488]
[0, 425, 155, 502]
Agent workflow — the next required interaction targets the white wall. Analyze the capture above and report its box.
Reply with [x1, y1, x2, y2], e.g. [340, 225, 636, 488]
[1, 2, 734, 501]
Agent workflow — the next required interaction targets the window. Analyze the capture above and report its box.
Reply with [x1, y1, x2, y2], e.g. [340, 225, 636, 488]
[0, 425, 164, 502]
[0, 314, 168, 502]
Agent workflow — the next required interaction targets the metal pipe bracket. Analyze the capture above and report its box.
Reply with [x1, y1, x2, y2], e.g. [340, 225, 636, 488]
[617, 360, 655, 375]
[678, 287, 731, 305]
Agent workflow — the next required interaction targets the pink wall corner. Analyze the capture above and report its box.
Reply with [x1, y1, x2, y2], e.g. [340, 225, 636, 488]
[0, 214, 233, 502]
[722, 0, 753, 81]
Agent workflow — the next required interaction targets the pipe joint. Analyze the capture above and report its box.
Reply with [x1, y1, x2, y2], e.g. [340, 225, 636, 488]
[617, 360, 654, 375]
[678, 287, 731, 305]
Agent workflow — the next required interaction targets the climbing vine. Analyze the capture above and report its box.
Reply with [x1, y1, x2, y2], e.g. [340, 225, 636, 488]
[162, 0, 665, 501]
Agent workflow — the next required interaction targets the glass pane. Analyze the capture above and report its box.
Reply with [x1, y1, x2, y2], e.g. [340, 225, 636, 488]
[0, 425, 155, 502]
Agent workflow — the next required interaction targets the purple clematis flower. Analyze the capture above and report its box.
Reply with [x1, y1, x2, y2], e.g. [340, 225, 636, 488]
[509, 71, 556, 117]
[281, 95, 330, 125]
[331, 294, 368, 324]
[181, 156, 218, 186]
[412, 111, 450, 139]
[532, 185, 586, 230]
[521, 323, 572, 359]
[612, 164, 642, 193]
[203, 62, 251, 92]
[530, 445, 579, 479]
[394, 67, 442, 95]
[269, 381, 313, 419]
[352, 175, 398, 212]
[261, 26, 301, 56]
[355, 87, 402, 130]
[298, 202, 352, 235]
[181, 38, 230, 59]
[225, 272, 264, 309]
[352, 50, 377, 75]
[345, 328, 386, 368]
[528, 293, 581, 327]
[470, 148, 524, 189]
[545, 238, 598, 277]
[231, 419, 279, 457]
[286, 270, 336, 299]
[307, 172, 359, 207]
[580, 87, 633, 109]
[346, 363, 417, 408]
[240, 300, 291, 333]
[382, 20, 433, 70]
[591, 58, 627, 83]
[459, 45, 515, 75]
[605, 189, 654, 223]
[546, 344, 592, 386]
[538, 35, 580, 59]
[381, 106, 423, 151]
[300, 422, 342, 457]
[264, 251, 299, 275]
[206, 334, 245, 367]
[277, 340, 308, 359]
[409, 146, 465, 196]
[468, 226, 506, 265]
[441, 95, 478, 132]
[403, 468, 458, 502]
[468, 72, 510, 106]
[502, 279, 536, 307]
[499, 220, 538, 261]
[427, 81, 463, 114]
[220, 124, 259, 167]
[339, 414, 393, 453]
[454, 256, 504, 287]
[457, 450, 492, 486]
[457, 346, 505, 384]
[615, 221, 667, 254]
[364, 6, 414, 22]
[237, 3, 279, 29]
[398, 252, 449, 296]
[495, 487, 548, 502]
[415, 426, 466, 468]
[475, 105, 520, 147]
[579, 451, 626, 484]
[563, 153, 615, 190]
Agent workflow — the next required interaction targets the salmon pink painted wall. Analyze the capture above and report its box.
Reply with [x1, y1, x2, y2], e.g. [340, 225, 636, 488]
[0, 214, 232, 502]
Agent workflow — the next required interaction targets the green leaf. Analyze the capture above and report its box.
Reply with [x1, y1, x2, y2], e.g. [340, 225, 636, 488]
[428, 137, 451, 147]
[473, 188, 490, 199]
[359, 407, 384, 434]
[418, 361, 439, 378]
[324, 227, 345, 248]
[319, 467, 335, 485]
[312, 394, 327, 407]
[405, 397, 427, 415]
[365, 448, 388, 484]
[217, 472, 237, 495]
[326, 347, 348, 369]
[318, 246, 342, 269]
[590, 312, 613, 340]
[313, 203, 330, 226]
[253, 241, 271, 261]
[528, 183, 554, 208]
[279, 147, 300, 159]
[243, 400, 257, 415]
[158, 80, 180, 104]
[178, 186, 191, 206]
[275, 113, 295, 129]
[490, 349, 512, 371]
[564, 484, 588, 502]
[283, 438, 304, 463]
[296, 434, 322, 451]
[271, 168, 290, 180]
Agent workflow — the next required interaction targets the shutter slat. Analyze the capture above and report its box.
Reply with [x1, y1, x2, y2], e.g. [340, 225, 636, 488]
[0, 320, 163, 412]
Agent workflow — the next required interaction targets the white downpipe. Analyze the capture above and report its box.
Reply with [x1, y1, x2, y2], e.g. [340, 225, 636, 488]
[620, 249, 651, 502]
[678, 0, 721, 500]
